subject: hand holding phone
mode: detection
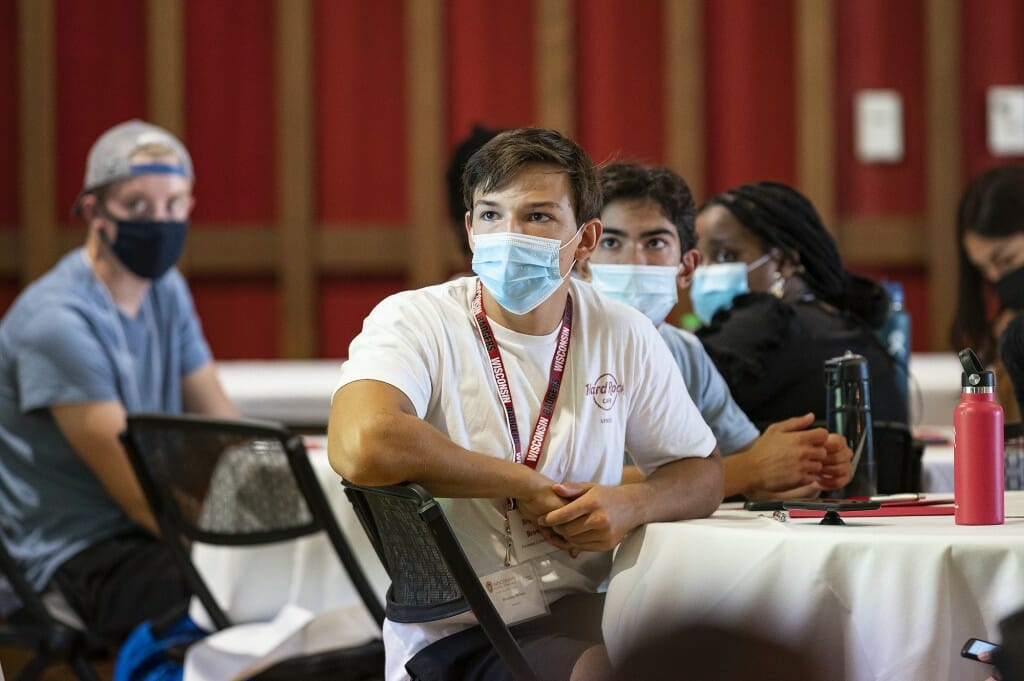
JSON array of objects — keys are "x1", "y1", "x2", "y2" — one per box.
[{"x1": 962, "y1": 637, "x2": 1000, "y2": 663}]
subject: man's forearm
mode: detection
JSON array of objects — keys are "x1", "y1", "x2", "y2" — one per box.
[
  {"x1": 329, "y1": 391, "x2": 550, "y2": 501},
  {"x1": 629, "y1": 449, "x2": 723, "y2": 525}
]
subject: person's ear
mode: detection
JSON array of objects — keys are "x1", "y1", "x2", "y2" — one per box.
[
  {"x1": 464, "y1": 211, "x2": 474, "y2": 252},
  {"x1": 678, "y1": 248, "x2": 701, "y2": 290},
  {"x1": 574, "y1": 218, "x2": 601, "y2": 261}
]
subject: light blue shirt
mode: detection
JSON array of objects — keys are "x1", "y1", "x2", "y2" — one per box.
[
  {"x1": 0, "y1": 248, "x2": 211, "y2": 602},
  {"x1": 658, "y1": 323, "x2": 759, "y2": 455}
]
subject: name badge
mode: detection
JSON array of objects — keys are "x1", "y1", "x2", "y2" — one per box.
[
  {"x1": 480, "y1": 561, "x2": 549, "y2": 625},
  {"x1": 509, "y1": 510, "x2": 559, "y2": 562}
]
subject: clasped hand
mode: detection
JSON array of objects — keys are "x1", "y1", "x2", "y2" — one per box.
[{"x1": 519, "y1": 482, "x2": 637, "y2": 557}]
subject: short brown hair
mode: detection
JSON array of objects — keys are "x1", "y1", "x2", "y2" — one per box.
[{"x1": 462, "y1": 127, "x2": 600, "y2": 224}]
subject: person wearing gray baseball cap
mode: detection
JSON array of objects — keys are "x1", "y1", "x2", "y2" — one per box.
[{"x1": 0, "y1": 120, "x2": 238, "y2": 642}]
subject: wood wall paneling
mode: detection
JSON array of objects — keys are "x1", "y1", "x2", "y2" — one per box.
[
  {"x1": 664, "y1": 0, "x2": 704, "y2": 201},
  {"x1": 276, "y1": 0, "x2": 315, "y2": 358},
  {"x1": 17, "y1": 0, "x2": 57, "y2": 284},
  {"x1": 318, "y1": 276, "x2": 408, "y2": 359},
  {"x1": 795, "y1": 0, "x2": 835, "y2": 234},
  {"x1": 146, "y1": 0, "x2": 185, "y2": 137},
  {"x1": 55, "y1": 0, "x2": 147, "y2": 221},
  {"x1": 925, "y1": 0, "x2": 962, "y2": 351},
  {"x1": 190, "y1": 278, "x2": 279, "y2": 358},
  {"x1": 703, "y1": 0, "x2": 797, "y2": 195},
  {"x1": 315, "y1": 0, "x2": 408, "y2": 223},
  {"x1": 959, "y1": 0, "x2": 1024, "y2": 179},
  {"x1": 536, "y1": 0, "x2": 574, "y2": 136},
  {"x1": 835, "y1": 0, "x2": 926, "y2": 218},
  {"x1": 575, "y1": 0, "x2": 664, "y2": 165},
  {"x1": 446, "y1": 0, "x2": 536, "y2": 142},
  {"x1": 1, "y1": 0, "x2": 19, "y2": 226},
  {"x1": 405, "y1": 0, "x2": 445, "y2": 287},
  {"x1": 184, "y1": 0, "x2": 276, "y2": 223}
]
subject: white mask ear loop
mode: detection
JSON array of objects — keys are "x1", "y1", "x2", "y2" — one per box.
[{"x1": 747, "y1": 252, "x2": 773, "y2": 272}]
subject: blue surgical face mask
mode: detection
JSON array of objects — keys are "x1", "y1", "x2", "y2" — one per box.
[
  {"x1": 689, "y1": 253, "x2": 772, "y2": 324},
  {"x1": 589, "y1": 263, "x2": 679, "y2": 325},
  {"x1": 471, "y1": 228, "x2": 581, "y2": 315}
]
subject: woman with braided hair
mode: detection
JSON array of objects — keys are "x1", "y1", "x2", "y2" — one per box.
[{"x1": 691, "y1": 181, "x2": 909, "y2": 447}]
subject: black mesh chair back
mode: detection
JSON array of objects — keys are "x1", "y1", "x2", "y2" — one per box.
[
  {"x1": 343, "y1": 481, "x2": 538, "y2": 681},
  {"x1": 120, "y1": 413, "x2": 385, "y2": 679},
  {"x1": 0, "y1": 535, "x2": 103, "y2": 681},
  {"x1": 874, "y1": 420, "x2": 923, "y2": 493}
]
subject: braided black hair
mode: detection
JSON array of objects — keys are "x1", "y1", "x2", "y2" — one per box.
[{"x1": 705, "y1": 181, "x2": 888, "y2": 328}]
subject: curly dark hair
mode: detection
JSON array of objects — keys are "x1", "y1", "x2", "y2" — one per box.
[{"x1": 598, "y1": 161, "x2": 698, "y2": 252}]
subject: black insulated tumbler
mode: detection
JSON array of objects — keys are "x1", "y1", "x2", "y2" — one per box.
[{"x1": 825, "y1": 351, "x2": 876, "y2": 497}]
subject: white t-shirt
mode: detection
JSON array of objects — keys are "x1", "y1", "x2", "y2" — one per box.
[{"x1": 336, "y1": 277, "x2": 715, "y2": 681}]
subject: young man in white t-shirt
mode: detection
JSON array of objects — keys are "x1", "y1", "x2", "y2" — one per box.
[{"x1": 329, "y1": 128, "x2": 722, "y2": 681}]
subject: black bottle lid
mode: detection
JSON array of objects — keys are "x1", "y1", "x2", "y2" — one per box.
[{"x1": 959, "y1": 347, "x2": 996, "y2": 389}]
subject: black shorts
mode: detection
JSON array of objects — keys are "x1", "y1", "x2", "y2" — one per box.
[
  {"x1": 49, "y1": 530, "x2": 191, "y2": 642},
  {"x1": 405, "y1": 592, "x2": 605, "y2": 681}
]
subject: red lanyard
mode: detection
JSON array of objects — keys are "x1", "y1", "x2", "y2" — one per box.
[{"x1": 472, "y1": 281, "x2": 573, "y2": 471}]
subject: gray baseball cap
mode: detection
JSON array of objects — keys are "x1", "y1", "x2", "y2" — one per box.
[{"x1": 74, "y1": 119, "x2": 194, "y2": 212}]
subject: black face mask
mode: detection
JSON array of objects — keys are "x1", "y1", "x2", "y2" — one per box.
[
  {"x1": 996, "y1": 265, "x2": 1024, "y2": 311},
  {"x1": 106, "y1": 219, "x2": 188, "y2": 279}
]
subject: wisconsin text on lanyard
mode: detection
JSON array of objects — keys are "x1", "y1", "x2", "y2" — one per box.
[{"x1": 472, "y1": 281, "x2": 573, "y2": 470}]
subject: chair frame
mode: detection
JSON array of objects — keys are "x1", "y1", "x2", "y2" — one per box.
[
  {"x1": 344, "y1": 481, "x2": 538, "y2": 681},
  {"x1": 0, "y1": 535, "x2": 102, "y2": 681},
  {"x1": 120, "y1": 413, "x2": 386, "y2": 632}
]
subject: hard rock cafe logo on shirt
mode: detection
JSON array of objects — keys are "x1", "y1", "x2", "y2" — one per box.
[{"x1": 585, "y1": 373, "x2": 624, "y2": 411}]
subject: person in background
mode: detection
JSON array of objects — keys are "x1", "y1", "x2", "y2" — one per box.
[
  {"x1": 580, "y1": 161, "x2": 852, "y2": 499},
  {"x1": 952, "y1": 164, "x2": 1024, "y2": 423},
  {"x1": 0, "y1": 120, "x2": 238, "y2": 642},
  {"x1": 691, "y1": 182, "x2": 912, "y2": 497},
  {"x1": 330, "y1": 128, "x2": 722, "y2": 681},
  {"x1": 445, "y1": 124, "x2": 505, "y2": 277}
]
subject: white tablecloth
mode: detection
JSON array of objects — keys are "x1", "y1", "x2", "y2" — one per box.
[
  {"x1": 605, "y1": 492, "x2": 1024, "y2": 681},
  {"x1": 189, "y1": 437, "x2": 388, "y2": 630},
  {"x1": 216, "y1": 360, "x2": 342, "y2": 428}
]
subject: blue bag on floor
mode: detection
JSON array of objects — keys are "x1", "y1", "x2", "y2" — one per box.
[{"x1": 114, "y1": 613, "x2": 208, "y2": 681}]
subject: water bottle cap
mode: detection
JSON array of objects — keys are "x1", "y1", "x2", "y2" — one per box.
[
  {"x1": 959, "y1": 347, "x2": 996, "y2": 389},
  {"x1": 824, "y1": 351, "x2": 869, "y2": 384}
]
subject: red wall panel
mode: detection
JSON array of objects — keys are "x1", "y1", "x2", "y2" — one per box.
[
  {"x1": 318, "y1": 277, "x2": 408, "y2": 358},
  {"x1": 445, "y1": 0, "x2": 535, "y2": 150},
  {"x1": 960, "y1": 0, "x2": 1024, "y2": 181},
  {"x1": 703, "y1": 0, "x2": 796, "y2": 196},
  {"x1": 190, "y1": 278, "x2": 278, "y2": 359},
  {"x1": 575, "y1": 0, "x2": 664, "y2": 165},
  {"x1": 55, "y1": 0, "x2": 147, "y2": 220},
  {"x1": 315, "y1": 0, "x2": 407, "y2": 223},
  {"x1": 185, "y1": 0, "x2": 276, "y2": 224},
  {"x1": 835, "y1": 0, "x2": 926, "y2": 217},
  {"x1": 0, "y1": 0, "x2": 17, "y2": 225}
]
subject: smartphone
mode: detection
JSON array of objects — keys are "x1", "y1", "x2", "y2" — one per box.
[
  {"x1": 961, "y1": 637, "x2": 1000, "y2": 663},
  {"x1": 781, "y1": 500, "x2": 881, "y2": 511}
]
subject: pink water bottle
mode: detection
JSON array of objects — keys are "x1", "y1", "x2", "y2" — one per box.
[{"x1": 954, "y1": 348, "x2": 1004, "y2": 525}]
